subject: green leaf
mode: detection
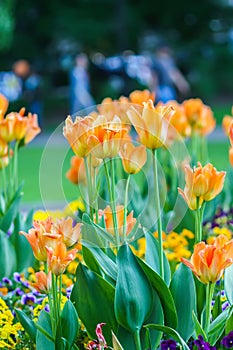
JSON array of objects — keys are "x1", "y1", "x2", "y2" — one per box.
[
  {"x1": 0, "y1": 229, "x2": 17, "y2": 279},
  {"x1": 208, "y1": 309, "x2": 229, "y2": 345},
  {"x1": 36, "y1": 310, "x2": 55, "y2": 350},
  {"x1": 144, "y1": 324, "x2": 190, "y2": 350},
  {"x1": 226, "y1": 309, "x2": 233, "y2": 335},
  {"x1": 0, "y1": 183, "x2": 23, "y2": 232},
  {"x1": 225, "y1": 264, "x2": 233, "y2": 305},
  {"x1": 82, "y1": 213, "x2": 115, "y2": 246},
  {"x1": 144, "y1": 229, "x2": 171, "y2": 285},
  {"x1": 70, "y1": 263, "x2": 117, "y2": 344},
  {"x1": 192, "y1": 311, "x2": 207, "y2": 341},
  {"x1": 194, "y1": 276, "x2": 206, "y2": 320},
  {"x1": 112, "y1": 331, "x2": 124, "y2": 350},
  {"x1": 15, "y1": 308, "x2": 37, "y2": 342},
  {"x1": 82, "y1": 245, "x2": 103, "y2": 276},
  {"x1": 60, "y1": 300, "x2": 79, "y2": 347},
  {"x1": 82, "y1": 242, "x2": 117, "y2": 281},
  {"x1": 114, "y1": 244, "x2": 153, "y2": 333},
  {"x1": 10, "y1": 212, "x2": 34, "y2": 273},
  {"x1": 136, "y1": 257, "x2": 178, "y2": 329},
  {"x1": 170, "y1": 263, "x2": 196, "y2": 341}
]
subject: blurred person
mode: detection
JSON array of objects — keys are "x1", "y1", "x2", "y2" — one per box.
[
  {"x1": 13, "y1": 59, "x2": 43, "y2": 125},
  {"x1": 70, "y1": 53, "x2": 95, "y2": 115},
  {"x1": 151, "y1": 45, "x2": 190, "y2": 103}
]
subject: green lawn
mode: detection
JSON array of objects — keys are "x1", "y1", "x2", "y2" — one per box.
[{"x1": 18, "y1": 138, "x2": 230, "y2": 207}]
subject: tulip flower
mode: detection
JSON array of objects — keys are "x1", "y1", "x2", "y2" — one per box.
[
  {"x1": 32, "y1": 271, "x2": 51, "y2": 293},
  {"x1": 87, "y1": 115, "x2": 127, "y2": 159},
  {"x1": 222, "y1": 113, "x2": 233, "y2": 135},
  {"x1": 182, "y1": 235, "x2": 233, "y2": 332},
  {"x1": 100, "y1": 205, "x2": 136, "y2": 238},
  {"x1": 46, "y1": 241, "x2": 77, "y2": 275},
  {"x1": 181, "y1": 235, "x2": 233, "y2": 284},
  {"x1": 127, "y1": 100, "x2": 174, "y2": 150},
  {"x1": 51, "y1": 217, "x2": 82, "y2": 247},
  {"x1": 119, "y1": 142, "x2": 147, "y2": 174},
  {"x1": 129, "y1": 89, "x2": 155, "y2": 105},
  {"x1": 182, "y1": 98, "x2": 216, "y2": 136},
  {"x1": 63, "y1": 115, "x2": 94, "y2": 157},
  {"x1": 178, "y1": 162, "x2": 226, "y2": 211},
  {"x1": 97, "y1": 96, "x2": 130, "y2": 124},
  {"x1": 66, "y1": 155, "x2": 86, "y2": 185},
  {"x1": 0, "y1": 93, "x2": 8, "y2": 119}
]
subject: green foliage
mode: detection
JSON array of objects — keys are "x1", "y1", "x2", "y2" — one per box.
[{"x1": 0, "y1": 229, "x2": 16, "y2": 279}]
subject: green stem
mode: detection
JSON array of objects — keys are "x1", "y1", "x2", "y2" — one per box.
[
  {"x1": 195, "y1": 199, "x2": 205, "y2": 243},
  {"x1": 204, "y1": 282, "x2": 215, "y2": 333},
  {"x1": 13, "y1": 141, "x2": 19, "y2": 191},
  {"x1": 123, "y1": 175, "x2": 131, "y2": 243},
  {"x1": 2, "y1": 162, "x2": 7, "y2": 203},
  {"x1": 93, "y1": 167, "x2": 99, "y2": 224},
  {"x1": 133, "y1": 328, "x2": 141, "y2": 350},
  {"x1": 103, "y1": 159, "x2": 120, "y2": 248},
  {"x1": 152, "y1": 149, "x2": 164, "y2": 279},
  {"x1": 84, "y1": 156, "x2": 94, "y2": 219}
]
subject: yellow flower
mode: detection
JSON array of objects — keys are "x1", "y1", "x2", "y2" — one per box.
[
  {"x1": 127, "y1": 100, "x2": 174, "y2": 149},
  {"x1": 119, "y1": 142, "x2": 147, "y2": 174}
]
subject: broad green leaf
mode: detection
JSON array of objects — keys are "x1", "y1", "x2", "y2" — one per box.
[
  {"x1": 36, "y1": 310, "x2": 55, "y2": 350},
  {"x1": 82, "y1": 213, "x2": 115, "y2": 246},
  {"x1": 0, "y1": 230, "x2": 17, "y2": 279},
  {"x1": 192, "y1": 311, "x2": 207, "y2": 341},
  {"x1": 137, "y1": 257, "x2": 177, "y2": 329},
  {"x1": 10, "y1": 212, "x2": 34, "y2": 273},
  {"x1": 82, "y1": 245, "x2": 103, "y2": 276},
  {"x1": 15, "y1": 308, "x2": 37, "y2": 342},
  {"x1": 82, "y1": 242, "x2": 117, "y2": 281},
  {"x1": 194, "y1": 276, "x2": 206, "y2": 320},
  {"x1": 114, "y1": 244, "x2": 153, "y2": 333},
  {"x1": 145, "y1": 324, "x2": 190, "y2": 350},
  {"x1": 60, "y1": 300, "x2": 79, "y2": 347},
  {"x1": 226, "y1": 310, "x2": 233, "y2": 335},
  {"x1": 112, "y1": 331, "x2": 124, "y2": 350},
  {"x1": 0, "y1": 183, "x2": 23, "y2": 232},
  {"x1": 144, "y1": 229, "x2": 171, "y2": 285},
  {"x1": 208, "y1": 309, "x2": 229, "y2": 345},
  {"x1": 170, "y1": 263, "x2": 196, "y2": 341},
  {"x1": 71, "y1": 263, "x2": 117, "y2": 344},
  {"x1": 225, "y1": 264, "x2": 233, "y2": 305}
]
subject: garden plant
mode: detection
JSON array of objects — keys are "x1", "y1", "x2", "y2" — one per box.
[{"x1": 0, "y1": 90, "x2": 233, "y2": 350}]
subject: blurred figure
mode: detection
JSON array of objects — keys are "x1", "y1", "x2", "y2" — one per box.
[
  {"x1": 70, "y1": 53, "x2": 95, "y2": 115},
  {"x1": 151, "y1": 45, "x2": 190, "y2": 103},
  {"x1": 13, "y1": 59, "x2": 43, "y2": 124}
]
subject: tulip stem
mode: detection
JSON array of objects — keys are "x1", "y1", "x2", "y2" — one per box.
[
  {"x1": 104, "y1": 159, "x2": 120, "y2": 248},
  {"x1": 204, "y1": 282, "x2": 215, "y2": 333},
  {"x1": 13, "y1": 141, "x2": 19, "y2": 191},
  {"x1": 152, "y1": 149, "x2": 164, "y2": 279},
  {"x1": 84, "y1": 156, "x2": 94, "y2": 220},
  {"x1": 123, "y1": 174, "x2": 131, "y2": 243},
  {"x1": 195, "y1": 199, "x2": 206, "y2": 243},
  {"x1": 2, "y1": 162, "x2": 7, "y2": 203},
  {"x1": 133, "y1": 328, "x2": 142, "y2": 350}
]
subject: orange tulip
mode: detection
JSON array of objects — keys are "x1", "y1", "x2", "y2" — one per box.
[
  {"x1": 129, "y1": 89, "x2": 155, "y2": 105},
  {"x1": 32, "y1": 271, "x2": 51, "y2": 293},
  {"x1": 0, "y1": 138, "x2": 8, "y2": 157},
  {"x1": 182, "y1": 98, "x2": 216, "y2": 136},
  {"x1": 87, "y1": 115, "x2": 127, "y2": 159},
  {"x1": 127, "y1": 100, "x2": 174, "y2": 149},
  {"x1": 100, "y1": 205, "x2": 136, "y2": 236},
  {"x1": 66, "y1": 156, "x2": 86, "y2": 185},
  {"x1": 63, "y1": 115, "x2": 94, "y2": 157},
  {"x1": 46, "y1": 241, "x2": 77, "y2": 275},
  {"x1": 178, "y1": 162, "x2": 226, "y2": 210},
  {"x1": 181, "y1": 235, "x2": 233, "y2": 284},
  {"x1": 222, "y1": 114, "x2": 233, "y2": 136},
  {"x1": 229, "y1": 121, "x2": 233, "y2": 146},
  {"x1": 0, "y1": 117, "x2": 15, "y2": 143},
  {"x1": 165, "y1": 100, "x2": 191, "y2": 139},
  {"x1": 20, "y1": 216, "x2": 80, "y2": 261},
  {"x1": 119, "y1": 142, "x2": 147, "y2": 174},
  {"x1": 0, "y1": 93, "x2": 8, "y2": 119},
  {"x1": 229, "y1": 147, "x2": 233, "y2": 166},
  {"x1": 97, "y1": 96, "x2": 130, "y2": 124},
  {"x1": 51, "y1": 217, "x2": 82, "y2": 247}
]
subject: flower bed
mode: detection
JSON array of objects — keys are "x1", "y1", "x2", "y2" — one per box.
[{"x1": 0, "y1": 91, "x2": 233, "y2": 349}]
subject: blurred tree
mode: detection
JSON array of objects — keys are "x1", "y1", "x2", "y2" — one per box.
[{"x1": 0, "y1": 0, "x2": 15, "y2": 51}]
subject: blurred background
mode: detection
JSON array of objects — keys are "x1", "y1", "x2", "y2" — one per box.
[{"x1": 0, "y1": 0, "x2": 233, "y2": 127}]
